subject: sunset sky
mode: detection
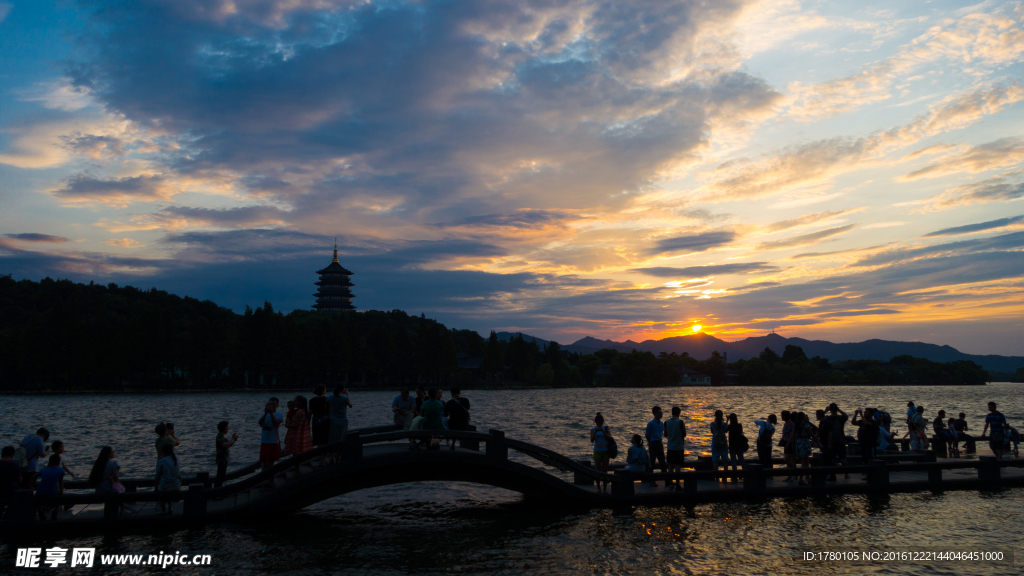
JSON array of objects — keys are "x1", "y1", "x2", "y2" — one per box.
[{"x1": 1, "y1": 0, "x2": 1023, "y2": 355}]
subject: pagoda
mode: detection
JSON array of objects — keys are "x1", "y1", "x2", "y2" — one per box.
[{"x1": 313, "y1": 241, "x2": 355, "y2": 311}]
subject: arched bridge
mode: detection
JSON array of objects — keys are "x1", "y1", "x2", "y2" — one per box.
[{"x1": 4, "y1": 425, "x2": 1024, "y2": 535}]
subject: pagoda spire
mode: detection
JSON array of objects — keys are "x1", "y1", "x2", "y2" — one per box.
[{"x1": 332, "y1": 237, "x2": 339, "y2": 263}]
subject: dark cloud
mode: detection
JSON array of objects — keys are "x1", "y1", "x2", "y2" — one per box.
[
  {"x1": 53, "y1": 174, "x2": 167, "y2": 203},
  {"x1": 3, "y1": 233, "x2": 71, "y2": 243},
  {"x1": 438, "y1": 210, "x2": 577, "y2": 229},
  {"x1": 632, "y1": 262, "x2": 778, "y2": 277},
  {"x1": 651, "y1": 231, "x2": 736, "y2": 255},
  {"x1": 923, "y1": 215, "x2": 1024, "y2": 237},
  {"x1": 758, "y1": 224, "x2": 856, "y2": 250},
  {"x1": 67, "y1": 0, "x2": 777, "y2": 220},
  {"x1": 157, "y1": 205, "x2": 292, "y2": 228},
  {"x1": 854, "y1": 230, "x2": 1024, "y2": 267},
  {"x1": 60, "y1": 134, "x2": 125, "y2": 158}
]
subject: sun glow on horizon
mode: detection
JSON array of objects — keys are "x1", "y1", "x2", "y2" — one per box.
[{"x1": 691, "y1": 324, "x2": 702, "y2": 332}]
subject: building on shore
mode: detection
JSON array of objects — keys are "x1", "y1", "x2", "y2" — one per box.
[
  {"x1": 676, "y1": 366, "x2": 711, "y2": 386},
  {"x1": 313, "y1": 243, "x2": 355, "y2": 311}
]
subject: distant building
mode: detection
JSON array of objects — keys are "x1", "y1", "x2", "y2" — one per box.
[
  {"x1": 676, "y1": 366, "x2": 711, "y2": 386},
  {"x1": 313, "y1": 242, "x2": 355, "y2": 311}
]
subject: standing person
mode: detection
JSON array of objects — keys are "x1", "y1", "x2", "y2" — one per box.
[
  {"x1": 852, "y1": 408, "x2": 879, "y2": 471},
  {"x1": 0, "y1": 446, "x2": 22, "y2": 503},
  {"x1": 709, "y1": 410, "x2": 729, "y2": 482},
  {"x1": 281, "y1": 401, "x2": 298, "y2": 455},
  {"x1": 626, "y1": 435, "x2": 649, "y2": 474},
  {"x1": 789, "y1": 413, "x2": 815, "y2": 485},
  {"x1": 779, "y1": 411, "x2": 796, "y2": 481},
  {"x1": 309, "y1": 385, "x2": 330, "y2": 465},
  {"x1": 982, "y1": 402, "x2": 1008, "y2": 460},
  {"x1": 392, "y1": 388, "x2": 416, "y2": 428},
  {"x1": 664, "y1": 407, "x2": 686, "y2": 491},
  {"x1": 590, "y1": 413, "x2": 613, "y2": 493},
  {"x1": 285, "y1": 396, "x2": 313, "y2": 455},
  {"x1": 35, "y1": 455, "x2": 65, "y2": 521},
  {"x1": 754, "y1": 414, "x2": 777, "y2": 469},
  {"x1": 214, "y1": 421, "x2": 238, "y2": 488},
  {"x1": 910, "y1": 406, "x2": 927, "y2": 436},
  {"x1": 17, "y1": 428, "x2": 50, "y2": 489},
  {"x1": 906, "y1": 402, "x2": 916, "y2": 424},
  {"x1": 420, "y1": 388, "x2": 446, "y2": 450},
  {"x1": 444, "y1": 388, "x2": 471, "y2": 451},
  {"x1": 727, "y1": 413, "x2": 748, "y2": 477},
  {"x1": 824, "y1": 404, "x2": 850, "y2": 480},
  {"x1": 154, "y1": 423, "x2": 179, "y2": 462},
  {"x1": 815, "y1": 409, "x2": 833, "y2": 475},
  {"x1": 327, "y1": 386, "x2": 353, "y2": 445},
  {"x1": 154, "y1": 445, "x2": 181, "y2": 515},
  {"x1": 258, "y1": 401, "x2": 283, "y2": 483},
  {"x1": 645, "y1": 407, "x2": 668, "y2": 488},
  {"x1": 50, "y1": 441, "x2": 76, "y2": 480}
]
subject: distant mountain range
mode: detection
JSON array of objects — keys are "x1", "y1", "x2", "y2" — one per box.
[{"x1": 496, "y1": 331, "x2": 1024, "y2": 373}]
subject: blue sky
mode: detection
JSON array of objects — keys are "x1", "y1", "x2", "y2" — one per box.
[{"x1": 1, "y1": 0, "x2": 1023, "y2": 355}]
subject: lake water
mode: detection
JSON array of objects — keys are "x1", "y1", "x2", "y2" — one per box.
[{"x1": 3, "y1": 384, "x2": 1023, "y2": 575}]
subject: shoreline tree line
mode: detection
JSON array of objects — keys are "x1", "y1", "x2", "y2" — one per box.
[{"x1": 0, "y1": 277, "x2": 998, "y2": 390}]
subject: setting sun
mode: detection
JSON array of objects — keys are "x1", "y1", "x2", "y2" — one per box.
[{"x1": 691, "y1": 325, "x2": 702, "y2": 332}]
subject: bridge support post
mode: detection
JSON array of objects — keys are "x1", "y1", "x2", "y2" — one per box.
[
  {"x1": 342, "y1": 432, "x2": 363, "y2": 464},
  {"x1": 697, "y1": 456, "x2": 712, "y2": 471},
  {"x1": 8, "y1": 489, "x2": 35, "y2": 524},
  {"x1": 809, "y1": 466, "x2": 826, "y2": 487},
  {"x1": 869, "y1": 461, "x2": 889, "y2": 486},
  {"x1": 928, "y1": 466, "x2": 943, "y2": 486},
  {"x1": 743, "y1": 464, "x2": 766, "y2": 499},
  {"x1": 486, "y1": 430, "x2": 508, "y2": 461},
  {"x1": 460, "y1": 425, "x2": 479, "y2": 451},
  {"x1": 103, "y1": 495, "x2": 120, "y2": 520},
  {"x1": 574, "y1": 460, "x2": 595, "y2": 486},
  {"x1": 196, "y1": 472, "x2": 211, "y2": 490},
  {"x1": 978, "y1": 456, "x2": 1000, "y2": 485},
  {"x1": 611, "y1": 470, "x2": 634, "y2": 498},
  {"x1": 923, "y1": 450, "x2": 937, "y2": 463},
  {"x1": 184, "y1": 483, "x2": 206, "y2": 518},
  {"x1": 683, "y1": 475, "x2": 697, "y2": 496}
]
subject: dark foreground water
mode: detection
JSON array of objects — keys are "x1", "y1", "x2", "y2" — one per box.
[{"x1": 3, "y1": 384, "x2": 1023, "y2": 575}]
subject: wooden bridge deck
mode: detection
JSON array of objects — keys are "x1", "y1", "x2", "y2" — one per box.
[{"x1": 4, "y1": 427, "x2": 1024, "y2": 536}]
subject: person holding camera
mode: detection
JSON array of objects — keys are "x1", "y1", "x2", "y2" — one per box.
[
  {"x1": 258, "y1": 402, "x2": 284, "y2": 482},
  {"x1": 154, "y1": 423, "x2": 179, "y2": 462}
]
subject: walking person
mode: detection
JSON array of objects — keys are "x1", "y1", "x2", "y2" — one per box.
[
  {"x1": 982, "y1": 402, "x2": 1008, "y2": 460},
  {"x1": 214, "y1": 421, "x2": 238, "y2": 488},
  {"x1": 645, "y1": 406, "x2": 668, "y2": 487},
  {"x1": 154, "y1": 444, "x2": 181, "y2": 515},
  {"x1": 727, "y1": 413, "x2": 748, "y2": 478},
  {"x1": 709, "y1": 410, "x2": 729, "y2": 482},
  {"x1": 309, "y1": 384, "x2": 330, "y2": 465},
  {"x1": 16, "y1": 428, "x2": 50, "y2": 489},
  {"x1": 392, "y1": 388, "x2": 416, "y2": 428},
  {"x1": 258, "y1": 401, "x2": 283, "y2": 485},
  {"x1": 754, "y1": 414, "x2": 776, "y2": 470},
  {"x1": 590, "y1": 413, "x2": 614, "y2": 493}
]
